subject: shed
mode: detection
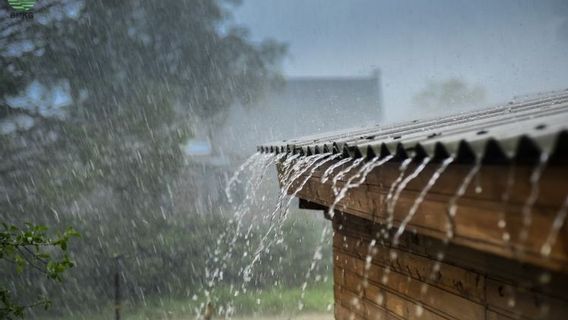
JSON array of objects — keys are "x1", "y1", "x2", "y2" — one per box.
[{"x1": 258, "y1": 90, "x2": 568, "y2": 320}]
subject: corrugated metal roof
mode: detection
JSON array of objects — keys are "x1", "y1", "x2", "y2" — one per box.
[{"x1": 257, "y1": 89, "x2": 568, "y2": 164}]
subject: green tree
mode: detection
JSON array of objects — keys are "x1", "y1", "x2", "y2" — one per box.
[
  {"x1": 1, "y1": 0, "x2": 285, "y2": 316},
  {"x1": 0, "y1": 223, "x2": 79, "y2": 319}
]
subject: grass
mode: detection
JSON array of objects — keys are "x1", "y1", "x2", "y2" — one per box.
[{"x1": 50, "y1": 282, "x2": 333, "y2": 320}]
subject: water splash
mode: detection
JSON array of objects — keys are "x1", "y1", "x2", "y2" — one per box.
[
  {"x1": 498, "y1": 164, "x2": 516, "y2": 246},
  {"x1": 326, "y1": 155, "x2": 395, "y2": 320},
  {"x1": 241, "y1": 153, "x2": 338, "y2": 289},
  {"x1": 541, "y1": 194, "x2": 568, "y2": 257},
  {"x1": 220, "y1": 153, "x2": 282, "y2": 266},
  {"x1": 393, "y1": 157, "x2": 454, "y2": 246},
  {"x1": 295, "y1": 225, "x2": 330, "y2": 316},
  {"x1": 202, "y1": 152, "x2": 278, "y2": 318},
  {"x1": 278, "y1": 153, "x2": 303, "y2": 184},
  {"x1": 204, "y1": 152, "x2": 300, "y2": 318},
  {"x1": 445, "y1": 160, "x2": 481, "y2": 240},
  {"x1": 273, "y1": 153, "x2": 341, "y2": 226},
  {"x1": 345, "y1": 236, "x2": 382, "y2": 320},
  {"x1": 242, "y1": 154, "x2": 322, "y2": 280},
  {"x1": 387, "y1": 157, "x2": 432, "y2": 232},
  {"x1": 262, "y1": 153, "x2": 336, "y2": 238},
  {"x1": 278, "y1": 153, "x2": 341, "y2": 220},
  {"x1": 518, "y1": 153, "x2": 549, "y2": 248},
  {"x1": 331, "y1": 157, "x2": 365, "y2": 196},
  {"x1": 321, "y1": 157, "x2": 353, "y2": 184},
  {"x1": 417, "y1": 159, "x2": 481, "y2": 307},
  {"x1": 381, "y1": 157, "x2": 430, "y2": 288},
  {"x1": 206, "y1": 156, "x2": 276, "y2": 274},
  {"x1": 225, "y1": 152, "x2": 262, "y2": 203},
  {"x1": 212, "y1": 154, "x2": 275, "y2": 261},
  {"x1": 328, "y1": 155, "x2": 394, "y2": 219},
  {"x1": 385, "y1": 158, "x2": 413, "y2": 229},
  {"x1": 354, "y1": 155, "x2": 395, "y2": 185}
]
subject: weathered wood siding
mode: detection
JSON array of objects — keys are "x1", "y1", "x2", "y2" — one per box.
[
  {"x1": 332, "y1": 213, "x2": 568, "y2": 320},
  {"x1": 281, "y1": 158, "x2": 568, "y2": 319},
  {"x1": 292, "y1": 162, "x2": 568, "y2": 271}
]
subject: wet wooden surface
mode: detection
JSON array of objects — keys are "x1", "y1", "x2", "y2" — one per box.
[
  {"x1": 283, "y1": 160, "x2": 568, "y2": 272},
  {"x1": 332, "y1": 213, "x2": 568, "y2": 320}
]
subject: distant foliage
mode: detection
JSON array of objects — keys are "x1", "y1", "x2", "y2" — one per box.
[
  {"x1": 413, "y1": 78, "x2": 486, "y2": 111},
  {"x1": 0, "y1": 223, "x2": 79, "y2": 318}
]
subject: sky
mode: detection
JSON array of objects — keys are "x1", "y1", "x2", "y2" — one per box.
[{"x1": 232, "y1": 0, "x2": 568, "y2": 122}]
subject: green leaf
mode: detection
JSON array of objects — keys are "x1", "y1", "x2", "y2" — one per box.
[{"x1": 34, "y1": 225, "x2": 48, "y2": 232}]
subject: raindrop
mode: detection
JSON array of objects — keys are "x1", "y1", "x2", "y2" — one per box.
[
  {"x1": 415, "y1": 304, "x2": 424, "y2": 317},
  {"x1": 393, "y1": 157, "x2": 454, "y2": 246},
  {"x1": 327, "y1": 155, "x2": 394, "y2": 219},
  {"x1": 519, "y1": 153, "x2": 549, "y2": 247},
  {"x1": 540, "y1": 194, "x2": 568, "y2": 257}
]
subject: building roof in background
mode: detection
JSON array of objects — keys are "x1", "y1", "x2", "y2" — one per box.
[
  {"x1": 214, "y1": 73, "x2": 382, "y2": 159},
  {"x1": 258, "y1": 89, "x2": 568, "y2": 164}
]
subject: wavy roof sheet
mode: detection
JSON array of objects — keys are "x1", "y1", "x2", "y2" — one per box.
[{"x1": 257, "y1": 89, "x2": 568, "y2": 164}]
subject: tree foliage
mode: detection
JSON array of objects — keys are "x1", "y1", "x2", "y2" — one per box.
[
  {"x1": 0, "y1": 223, "x2": 79, "y2": 319},
  {"x1": 1, "y1": 0, "x2": 289, "y2": 317}
]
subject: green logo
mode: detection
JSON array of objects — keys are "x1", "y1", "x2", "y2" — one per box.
[{"x1": 8, "y1": 0, "x2": 37, "y2": 11}]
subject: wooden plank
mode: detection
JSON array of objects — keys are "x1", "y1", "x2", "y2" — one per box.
[
  {"x1": 485, "y1": 310, "x2": 517, "y2": 320},
  {"x1": 288, "y1": 157, "x2": 568, "y2": 319},
  {"x1": 334, "y1": 265, "x2": 345, "y2": 287},
  {"x1": 337, "y1": 255, "x2": 485, "y2": 320},
  {"x1": 335, "y1": 212, "x2": 568, "y2": 297},
  {"x1": 298, "y1": 161, "x2": 568, "y2": 209},
  {"x1": 337, "y1": 269, "x2": 449, "y2": 320},
  {"x1": 485, "y1": 278, "x2": 568, "y2": 320},
  {"x1": 333, "y1": 232, "x2": 486, "y2": 303},
  {"x1": 383, "y1": 291, "x2": 450, "y2": 320},
  {"x1": 334, "y1": 235, "x2": 484, "y2": 319},
  {"x1": 296, "y1": 174, "x2": 568, "y2": 271},
  {"x1": 343, "y1": 268, "x2": 364, "y2": 293},
  {"x1": 383, "y1": 290, "x2": 411, "y2": 319},
  {"x1": 335, "y1": 285, "x2": 367, "y2": 318},
  {"x1": 364, "y1": 299, "x2": 404, "y2": 320},
  {"x1": 333, "y1": 211, "x2": 568, "y2": 319},
  {"x1": 364, "y1": 281, "x2": 388, "y2": 308},
  {"x1": 398, "y1": 226, "x2": 568, "y2": 302},
  {"x1": 335, "y1": 302, "x2": 366, "y2": 320}
]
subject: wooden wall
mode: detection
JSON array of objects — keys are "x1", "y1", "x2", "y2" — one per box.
[
  {"x1": 282, "y1": 157, "x2": 568, "y2": 319},
  {"x1": 332, "y1": 213, "x2": 568, "y2": 320},
  {"x1": 292, "y1": 162, "x2": 568, "y2": 272}
]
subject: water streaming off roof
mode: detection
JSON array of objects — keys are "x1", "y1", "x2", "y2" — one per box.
[{"x1": 259, "y1": 90, "x2": 568, "y2": 163}]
